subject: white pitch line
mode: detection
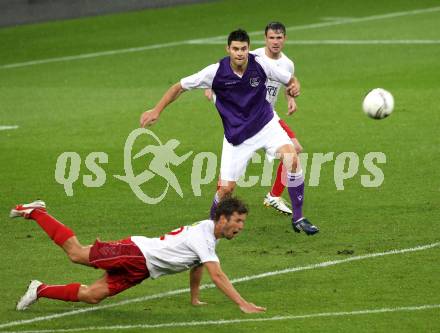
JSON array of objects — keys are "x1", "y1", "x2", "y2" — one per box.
[
  {"x1": 203, "y1": 6, "x2": 440, "y2": 41},
  {"x1": 0, "y1": 125, "x2": 19, "y2": 131},
  {"x1": 2, "y1": 304, "x2": 440, "y2": 333},
  {"x1": 0, "y1": 241, "x2": 438, "y2": 330},
  {"x1": 320, "y1": 17, "x2": 357, "y2": 22},
  {"x1": 282, "y1": 40, "x2": 440, "y2": 45},
  {"x1": 1, "y1": 5, "x2": 440, "y2": 70},
  {"x1": 190, "y1": 39, "x2": 440, "y2": 45},
  {"x1": 0, "y1": 41, "x2": 189, "y2": 69},
  {"x1": 285, "y1": 6, "x2": 440, "y2": 32}
]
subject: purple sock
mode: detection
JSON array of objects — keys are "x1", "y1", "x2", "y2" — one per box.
[
  {"x1": 287, "y1": 171, "x2": 305, "y2": 222},
  {"x1": 209, "y1": 193, "x2": 220, "y2": 220}
]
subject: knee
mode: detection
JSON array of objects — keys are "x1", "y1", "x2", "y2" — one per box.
[
  {"x1": 282, "y1": 151, "x2": 299, "y2": 172},
  {"x1": 85, "y1": 297, "x2": 103, "y2": 304},
  {"x1": 292, "y1": 140, "x2": 303, "y2": 154},
  {"x1": 67, "y1": 251, "x2": 82, "y2": 264},
  {"x1": 79, "y1": 287, "x2": 109, "y2": 304},
  {"x1": 67, "y1": 248, "x2": 89, "y2": 265}
]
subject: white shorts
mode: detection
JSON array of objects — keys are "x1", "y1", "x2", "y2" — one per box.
[{"x1": 220, "y1": 117, "x2": 293, "y2": 182}]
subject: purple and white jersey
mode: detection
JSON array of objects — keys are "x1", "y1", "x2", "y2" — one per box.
[{"x1": 180, "y1": 54, "x2": 291, "y2": 145}]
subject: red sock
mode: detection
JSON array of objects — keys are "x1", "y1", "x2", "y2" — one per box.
[
  {"x1": 270, "y1": 162, "x2": 286, "y2": 197},
  {"x1": 29, "y1": 209, "x2": 75, "y2": 246},
  {"x1": 37, "y1": 283, "x2": 80, "y2": 302}
]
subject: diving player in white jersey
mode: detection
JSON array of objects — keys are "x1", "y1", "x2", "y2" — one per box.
[{"x1": 10, "y1": 197, "x2": 265, "y2": 313}]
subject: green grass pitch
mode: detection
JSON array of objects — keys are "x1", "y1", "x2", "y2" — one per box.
[{"x1": 0, "y1": 0, "x2": 439, "y2": 332}]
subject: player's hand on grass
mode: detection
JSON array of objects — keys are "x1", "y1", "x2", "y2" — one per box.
[
  {"x1": 239, "y1": 302, "x2": 266, "y2": 313},
  {"x1": 140, "y1": 109, "x2": 160, "y2": 127},
  {"x1": 191, "y1": 299, "x2": 208, "y2": 306}
]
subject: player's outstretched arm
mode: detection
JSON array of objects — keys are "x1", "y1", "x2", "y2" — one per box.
[
  {"x1": 190, "y1": 265, "x2": 208, "y2": 306},
  {"x1": 140, "y1": 82, "x2": 186, "y2": 127},
  {"x1": 204, "y1": 261, "x2": 266, "y2": 313}
]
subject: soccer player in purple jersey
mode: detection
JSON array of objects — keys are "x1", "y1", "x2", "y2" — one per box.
[
  {"x1": 205, "y1": 22, "x2": 305, "y2": 217},
  {"x1": 141, "y1": 29, "x2": 318, "y2": 235}
]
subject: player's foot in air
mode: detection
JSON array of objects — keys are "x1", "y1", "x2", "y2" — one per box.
[
  {"x1": 16, "y1": 280, "x2": 42, "y2": 311},
  {"x1": 10, "y1": 200, "x2": 46, "y2": 219},
  {"x1": 292, "y1": 218, "x2": 319, "y2": 235},
  {"x1": 263, "y1": 193, "x2": 292, "y2": 215}
]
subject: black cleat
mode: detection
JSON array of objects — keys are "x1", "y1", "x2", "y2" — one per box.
[{"x1": 292, "y1": 218, "x2": 319, "y2": 235}]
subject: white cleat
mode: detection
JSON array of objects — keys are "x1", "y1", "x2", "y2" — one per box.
[
  {"x1": 16, "y1": 280, "x2": 42, "y2": 311},
  {"x1": 263, "y1": 193, "x2": 292, "y2": 215},
  {"x1": 10, "y1": 200, "x2": 46, "y2": 219}
]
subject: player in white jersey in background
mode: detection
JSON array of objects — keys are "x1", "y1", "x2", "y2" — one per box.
[
  {"x1": 256, "y1": 22, "x2": 304, "y2": 216},
  {"x1": 10, "y1": 197, "x2": 265, "y2": 313},
  {"x1": 205, "y1": 22, "x2": 310, "y2": 221}
]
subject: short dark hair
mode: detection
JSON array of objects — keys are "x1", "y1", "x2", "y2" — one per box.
[
  {"x1": 228, "y1": 29, "x2": 250, "y2": 46},
  {"x1": 214, "y1": 197, "x2": 248, "y2": 222},
  {"x1": 265, "y1": 21, "x2": 286, "y2": 36}
]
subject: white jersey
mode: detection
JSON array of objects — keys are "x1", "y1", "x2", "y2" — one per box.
[
  {"x1": 131, "y1": 220, "x2": 219, "y2": 279},
  {"x1": 251, "y1": 48, "x2": 295, "y2": 112}
]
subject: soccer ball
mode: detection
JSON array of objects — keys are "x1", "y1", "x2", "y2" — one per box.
[{"x1": 362, "y1": 88, "x2": 394, "y2": 119}]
